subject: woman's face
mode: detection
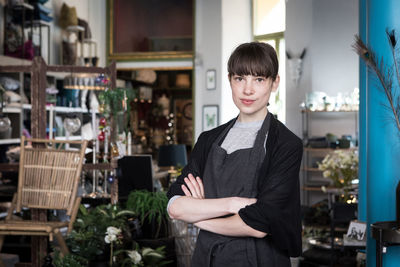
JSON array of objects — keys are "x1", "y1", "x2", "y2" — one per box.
[{"x1": 229, "y1": 74, "x2": 280, "y2": 122}]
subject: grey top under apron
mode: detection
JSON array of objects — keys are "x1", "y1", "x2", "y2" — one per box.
[{"x1": 167, "y1": 119, "x2": 266, "y2": 209}]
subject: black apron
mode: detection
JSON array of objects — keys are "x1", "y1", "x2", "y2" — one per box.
[{"x1": 191, "y1": 113, "x2": 290, "y2": 267}]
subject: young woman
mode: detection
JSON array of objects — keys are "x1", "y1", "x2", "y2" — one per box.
[{"x1": 167, "y1": 42, "x2": 303, "y2": 266}]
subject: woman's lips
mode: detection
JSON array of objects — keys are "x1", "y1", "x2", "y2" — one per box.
[{"x1": 241, "y1": 99, "x2": 255, "y2": 105}]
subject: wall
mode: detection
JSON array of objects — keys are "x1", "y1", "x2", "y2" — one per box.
[
  {"x1": 285, "y1": 0, "x2": 359, "y2": 139},
  {"x1": 193, "y1": 0, "x2": 252, "y2": 139},
  {"x1": 220, "y1": 0, "x2": 252, "y2": 124},
  {"x1": 194, "y1": 0, "x2": 222, "y2": 140},
  {"x1": 0, "y1": 0, "x2": 4, "y2": 55},
  {"x1": 286, "y1": 0, "x2": 359, "y2": 205}
]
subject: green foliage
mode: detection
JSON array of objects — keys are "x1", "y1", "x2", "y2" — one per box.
[
  {"x1": 116, "y1": 243, "x2": 170, "y2": 267},
  {"x1": 52, "y1": 250, "x2": 88, "y2": 267},
  {"x1": 66, "y1": 204, "x2": 136, "y2": 261},
  {"x1": 126, "y1": 190, "x2": 169, "y2": 239},
  {"x1": 99, "y1": 87, "x2": 136, "y2": 117}
]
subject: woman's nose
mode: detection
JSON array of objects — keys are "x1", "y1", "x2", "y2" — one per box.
[{"x1": 243, "y1": 81, "x2": 253, "y2": 95}]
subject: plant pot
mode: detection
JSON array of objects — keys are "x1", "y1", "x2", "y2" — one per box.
[{"x1": 140, "y1": 217, "x2": 169, "y2": 239}]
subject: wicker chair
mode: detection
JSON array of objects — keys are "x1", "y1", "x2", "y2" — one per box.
[{"x1": 0, "y1": 137, "x2": 88, "y2": 263}]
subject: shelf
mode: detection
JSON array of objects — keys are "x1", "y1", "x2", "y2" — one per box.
[
  {"x1": 0, "y1": 55, "x2": 31, "y2": 66},
  {"x1": 304, "y1": 147, "x2": 358, "y2": 152},
  {"x1": 55, "y1": 136, "x2": 83, "y2": 141},
  {"x1": 10, "y1": 3, "x2": 34, "y2": 10},
  {"x1": 303, "y1": 167, "x2": 322, "y2": 172},
  {"x1": 0, "y1": 138, "x2": 20, "y2": 145},
  {"x1": 66, "y1": 25, "x2": 85, "y2": 32},
  {"x1": 21, "y1": 104, "x2": 95, "y2": 113},
  {"x1": 25, "y1": 20, "x2": 51, "y2": 27},
  {"x1": 3, "y1": 106, "x2": 23, "y2": 113},
  {"x1": 303, "y1": 186, "x2": 325, "y2": 192},
  {"x1": 301, "y1": 109, "x2": 358, "y2": 113}
]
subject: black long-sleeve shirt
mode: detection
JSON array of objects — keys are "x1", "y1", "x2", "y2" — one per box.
[{"x1": 167, "y1": 115, "x2": 303, "y2": 257}]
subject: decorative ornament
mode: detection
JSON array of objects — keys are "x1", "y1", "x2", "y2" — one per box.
[
  {"x1": 286, "y1": 49, "x2": 306, "y2": 88},
  {"x1": 107, "y1": 174, "x2": 114, "y2": 184},
  {"x1": 98, "y1": 131, "x2": 105, "y2": 141},
  {"x1": 0, "y1": 115, "x2": 11, "y2": 132},
  {"x1": 99, "y1": 117, "x2": 107, "y2": 126},
  {"x1": 165, "y1": 113, "x2": 176, "y2": 144},
  {"x1": 111, "y1": 142, "x2": 119, "y2": 158},
  {"x1": 98, "y1": 104, "x2": 105, "y2": 114},
  {"x1": 63, "y1": 115, "x2": 81, "y2": 134}
]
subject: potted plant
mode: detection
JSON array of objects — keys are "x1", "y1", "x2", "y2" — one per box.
[
  {"x1": 62, "y1": 204, "x2": 135, "y2": 266},
  {"x1": 318, "y1": 150, "x2": 358, "y2": 202},
  {"x1": 125, "y1": 190, "x2": 176, "y2": 266}
]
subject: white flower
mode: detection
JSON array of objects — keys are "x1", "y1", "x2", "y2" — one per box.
[
  {"x1": 105, "y1": 234, "x2": 118, "y2": 244},
  {"x1": 323, "y1": 170, "x2": 331, "y2": 178},
  {"x1": 106, "y1": 226, "x2": 121, "y2": 236},
  {"x1": 127, "y1": 250, "x2": 142, "y2": 264},
  {"x1": 105, "y1": 226, "x2": 121, "y2": 243}
]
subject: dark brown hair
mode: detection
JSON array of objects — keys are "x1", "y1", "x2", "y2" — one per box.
[{"x1": 227, "y1": 42, "x2": 279, "y2": 80}]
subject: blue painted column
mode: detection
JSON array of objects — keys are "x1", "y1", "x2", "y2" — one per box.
[
  {"x1": 358, "y1": 0, "x2": 367, "y2": 223},
  {"x1": 360, "y1": 0, "x2": 400, "y2": 266}
]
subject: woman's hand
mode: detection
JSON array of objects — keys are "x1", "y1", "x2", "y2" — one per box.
[{"x1": 181, "y1": 173, "x2": 204, "y2": 199}]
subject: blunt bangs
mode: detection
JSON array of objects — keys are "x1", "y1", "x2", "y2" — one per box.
[{"x1": 228, "y1": 42, "x2": 279, "y2": 79}]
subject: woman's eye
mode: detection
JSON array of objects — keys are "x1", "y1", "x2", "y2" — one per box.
[
  {"x1": 256, "y1": 78, "x2": 265, "y2": 82},
  {"x1": 235, "y1": 77, "x2": 243, "y2": 81}
]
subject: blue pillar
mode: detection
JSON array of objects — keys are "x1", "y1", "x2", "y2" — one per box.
[
  {"x1": 358, "y1": 0, "x2": 367, "y2": 223},
  {"x1": 360, "y1": 0, "x2": 400, "y2": 266}
]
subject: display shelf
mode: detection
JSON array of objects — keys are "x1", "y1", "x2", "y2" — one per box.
[
  {"x1": 3, "y1": 106, "x2": 23, "y2": 113},
  {"x1": 301, "y1": 108, "x2": 359, "y2": 206},
  {"x1": 304, "y1": 147, "x2": 358, "y2": 152},
  {"x1": 301, "y1": 109, "x2": 358, "y2": 113},
  {"x1": 10, "y1": 3, "x2": 34, "y2": 10},
  {"x1": 21, "y1": 104, "x2": 96, "y2": 113},
  {"x1": 303, "y1": 167, "x2": 322, "y2": 172},
  {"x1": 55, "y1": 136, "x2": 83, "y2": 141},
  {"x1": 0, "y1": 138, "x2": 21, "y2": 145}
]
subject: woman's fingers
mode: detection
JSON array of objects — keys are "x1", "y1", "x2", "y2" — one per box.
[
  {"x1": 188, "y1": 173, "x2": 202, "y2": 197},
  {"x1": 184, "y1": 173, "x2": 204, "y2": 198},
  {"x1": 184, "y1": 176, "x2": 199, "y2": 198},
  {"x1": 196, "y1": 176, "x2": 205, "y2": 198},
  {"x1": 181, "y1": 184, "x2": 192, "y2": 197}
]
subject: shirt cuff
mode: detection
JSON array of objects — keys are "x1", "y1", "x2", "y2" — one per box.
[{"x1": 167, "y1": 195, "x2": 182, "y2": 213}]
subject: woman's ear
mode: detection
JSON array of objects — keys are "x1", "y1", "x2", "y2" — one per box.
[{"x1": 271, "y1": 75, "x2": 280, "y2": 92}]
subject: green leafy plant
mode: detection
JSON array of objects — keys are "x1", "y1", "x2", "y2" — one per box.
[
  {"x1": 52, "y1": 250, "x2": 88, "y2": 267},
  {"x1": 116, "y1": 242, "x2": 170, "y2": 267},
  {"x1": 318, "y1": 150, "x2": 358, "y2": 188},
  {"x1": 126, "y1": 190, "x2": 169, "y2": 239},
  {"x1": 66, "y1": 204, "x2": 136, "y2": 261},
  {"x1": 318, "y1": 150, "x2": 358, "y2": 202}
]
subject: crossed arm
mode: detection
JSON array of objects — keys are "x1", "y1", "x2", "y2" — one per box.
[{"x1": 167, "y1": 174, "x2": 267, "y2": 238}]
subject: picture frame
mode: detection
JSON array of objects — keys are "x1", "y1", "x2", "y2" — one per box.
[
  {"x1": 203, "y1": 105, "x2": 219, "y2": 131},
  {"x1": 346, "y1": 220, "x2": 366, "y2": 241},
  {"x1": 107, "y1": 0, "x2": 194, "y2": 60},
  {"x1": 206, "y1": 69, "x2": 216, "y2": 90}
]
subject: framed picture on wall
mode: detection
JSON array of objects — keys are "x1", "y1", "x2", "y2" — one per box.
[
  {"x1": 203, "y1": 105, "x2": 219, "y2": 131},
  {"x1": 206, "y1": 69, "x2": 216, "y2": 90},
  {"x1": 107, "y1": 0, "x2": 194, "y2": 60}
]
